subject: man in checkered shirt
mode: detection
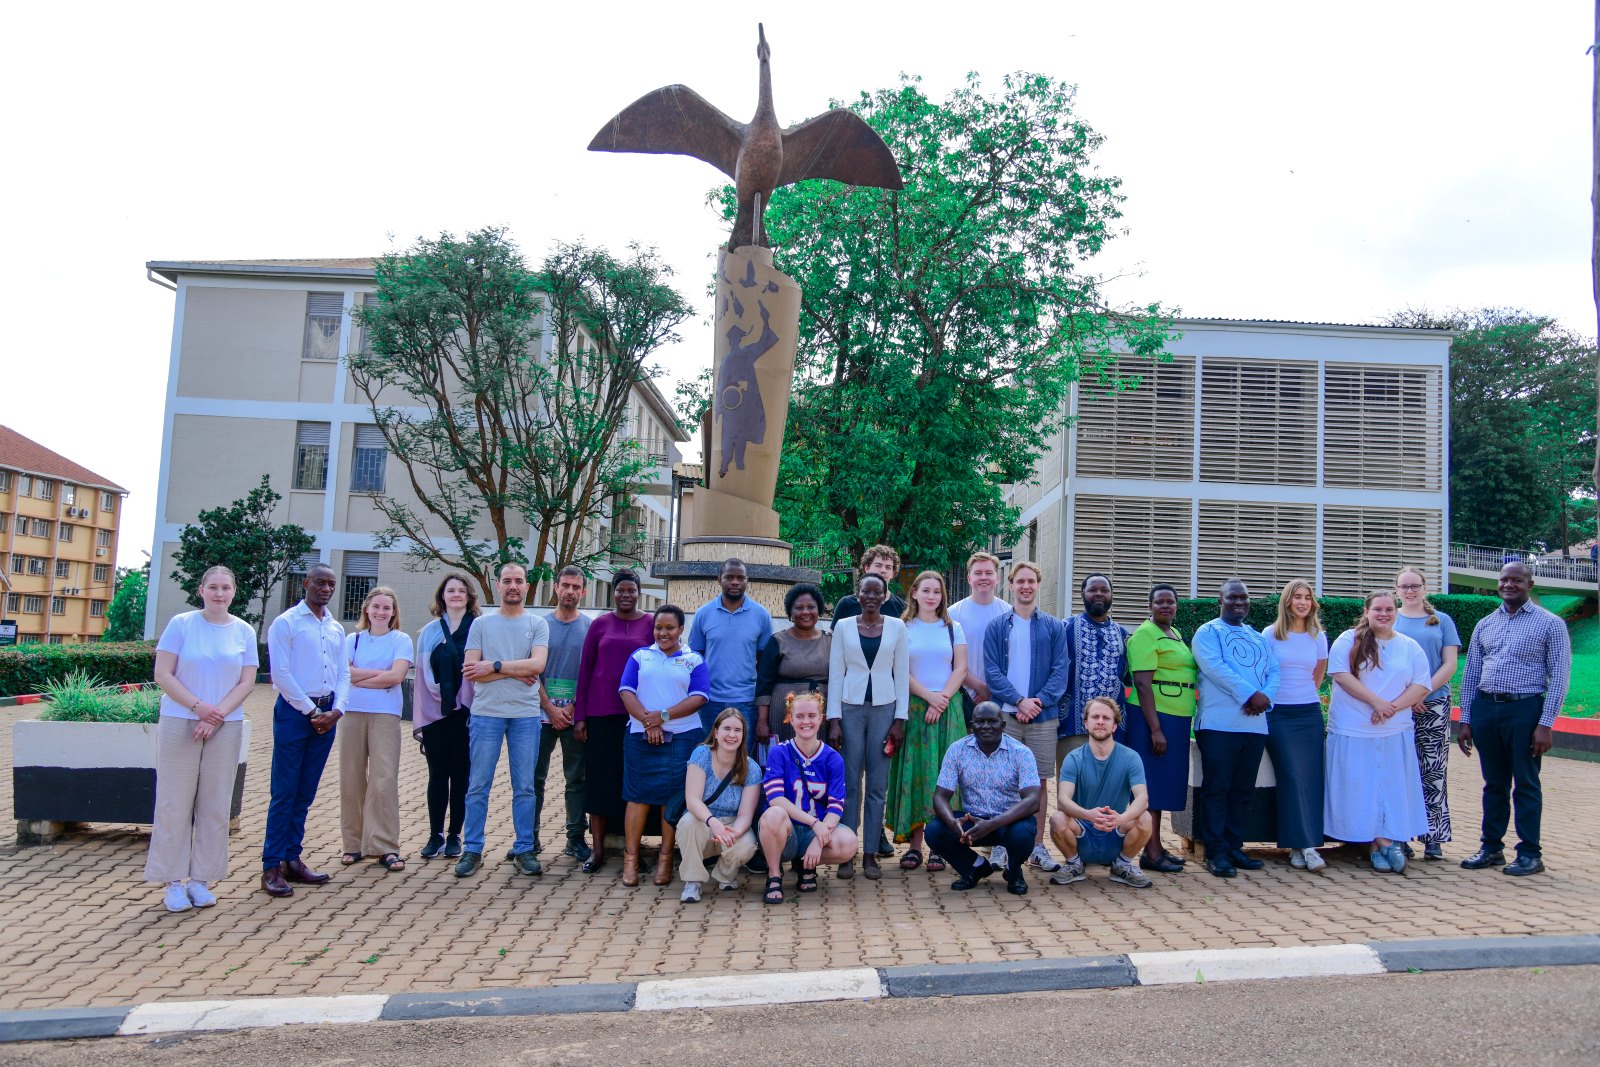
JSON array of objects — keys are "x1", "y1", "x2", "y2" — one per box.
[{"x1": 1456, "y1": 562, "x2": 1571, "y2": 877}]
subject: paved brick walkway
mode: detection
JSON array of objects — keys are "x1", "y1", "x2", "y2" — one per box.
[{"x1": 3, "y1": 686, "x2": 1597, "y2": 1010}]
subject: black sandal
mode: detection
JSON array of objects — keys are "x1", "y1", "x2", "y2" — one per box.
[
  {"x1": 899, "y1": 849, "x2": 923, "y2": 870},
  {"x1": 796, "y1": 867, "x2": 819, "y2": 893},
  {"x1": 763, "y1": 875, "x2": 785, "y2": 905},
  {"x1": 378, "y1": 853, "x2": 405, "y2": 872}
]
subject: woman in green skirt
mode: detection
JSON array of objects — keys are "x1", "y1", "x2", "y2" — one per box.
[{"x1": 887, "y1": 570, "x2": 969, "y2": 871}]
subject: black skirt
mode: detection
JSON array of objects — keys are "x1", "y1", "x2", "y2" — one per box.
[{"x1": 583, "y1": 714, "x2": 628, "y2": 822}]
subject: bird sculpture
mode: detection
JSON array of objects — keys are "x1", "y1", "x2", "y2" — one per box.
[{"x1": 587, "y1": 24, "x2": 904, "y2": 250}]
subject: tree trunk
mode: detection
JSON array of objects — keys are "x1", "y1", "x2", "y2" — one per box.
[{"x1": 1592, "y1": 0, "x2": 1599, "y2": 593}]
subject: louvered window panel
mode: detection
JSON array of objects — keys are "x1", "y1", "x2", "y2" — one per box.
[
  {"x1": 1196, "y1": 500, "x2": 1317, "y2": 596},
  {"x1": 1199, "y1": 358, "x2": 1316, "y2": 485},
  {"x1": 1322, "y1": 505, "x2": 1444, "y2": 598},
  {"x1": 1072, "y1": 494, "x2": 1194, "y2": 598},
  {"x1": 1323, "y1": 363, "x2": 1443, "y2": 491},
  {"x1": 1076, "y1": 356, "x2": 1195, "y2": 480}
]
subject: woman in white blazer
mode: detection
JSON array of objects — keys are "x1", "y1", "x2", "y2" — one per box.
[{"x1": 826, "y1": 573, "x2": 909, "y2": 880}]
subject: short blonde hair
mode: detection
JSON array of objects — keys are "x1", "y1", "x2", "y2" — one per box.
[
  {"x1": 1009, "y1": 560, "x2": 1043, "y2": 583},
  {"x1": 1084, "y1": 695, "x2": 1122, "y2": 726},
  {"x1": 358, "y1": 585, "x2": 402, "y2": 632},
  {"x1": 966, "y1": 551, "x2": 1001, "y2": 574}
]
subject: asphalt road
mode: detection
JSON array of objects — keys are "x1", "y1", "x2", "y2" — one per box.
[{"x1": 6, "y1": 965, "x2": 1597, "y2": 1066}]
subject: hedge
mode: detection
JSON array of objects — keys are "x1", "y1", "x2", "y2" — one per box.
[
  {"x1": 1172, "y1": 593, "x2": 1504, "y2": 643},
  {"x1": 0, "y1": 641, "x2": 157, "y2": 698}
]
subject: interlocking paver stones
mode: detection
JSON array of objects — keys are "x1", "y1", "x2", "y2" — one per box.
[{"x1": 3, "y1": 685, "x2": 1599, "y2": 1009}]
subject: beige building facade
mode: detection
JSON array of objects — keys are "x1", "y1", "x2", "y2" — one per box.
[
  {"x1": 143, "y1": 258, "x2": 688, "y2": 638},
  {"x1": 1000, "y1": 319, "x2": 1451, "y2": 616},
  {"x1": 0, "y1": 426, "x2": 127, "y2": 643}
]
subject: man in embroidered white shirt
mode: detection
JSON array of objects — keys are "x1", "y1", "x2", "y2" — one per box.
[{"x1": 262, "y1": 564, "x2": 349, "y2": 898}]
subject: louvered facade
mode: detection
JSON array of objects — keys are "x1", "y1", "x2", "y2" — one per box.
[{"x1": 1001, "y1": 320, "x2": 1451, "y2": 609}]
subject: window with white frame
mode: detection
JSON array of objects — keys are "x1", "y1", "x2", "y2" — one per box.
[
  {"x1": 35, "y1": 479, "x2": 53, "y2": 501},
  {"x1": 8, "y1": 554, "x2": 22, "y2": 574},
  {"x1": 50, "y1": 597, "x2": 65, "y2": 616},
  {"x1": 4, "y1": 594, "x2": 17, "y2": 612},
  {"x1": 90, "y1": 600, "x2": 106, "y2": 618},
  {"x1": 22, "y1": 595, "x2": 43, "y2": 613},
  {"x1": 27, "y1": 557, "x2": 45, "y2": 576},
  {"x1": 54, "y1": 560, "x2": 69, "y2": 579},
  {"x1": 18, "y1": 475, "x2": 31, "y2": 496},
  {"x1": 100, "y1": 490, "x2": 115, "y2": 512},
  {"x1": 58, "y1": 523, "x2": 73, "y2": 542},
  {"x1": 350, "y1": 426, "x2": 387, "y2": 493},
  {"x1": 303, "y1": 292, "x2": 344, "y2": 361},
  {"x1": 12, "y1": 514, "x2": 23, "y2": 534},
  {"x1": 47, "y1": 635, "x2": 64, "y2": 644},
  {"x1": 0, "y1": 471, "x2": 10, "y2": 492},
  {"x1": 95, "y1": 529, "x2": 112, "y2": 549},
  {"x1": 29, "y1": 518, "x2": 50, "y2": 538},
  {"x1": 357, "y1": 293, "x2": 377, "y2": 354},
  {"x1": 60, "y1": 484, "x2": 75, "y2": 506},
  {"x1": 294, "y1": 423, "x2": 330, "y2": 490},
  {"x1": 17, "y1": 634, "x2": 40, "y2": 644},
  {"x1": 93, "y1": 563, "x2": 110, "y2": 583},
  {"x1": 341, "y1": 551, "x2": 379, "y2": 621}
]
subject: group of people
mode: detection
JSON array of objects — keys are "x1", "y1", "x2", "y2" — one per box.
[{"x1": 140, "y1": 542, "x2": 1571, "y2": 912}]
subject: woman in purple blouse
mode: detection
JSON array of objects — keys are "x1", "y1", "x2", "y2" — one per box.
[{"x1": 574, "y1": 570, "x2": 655, "y2": 873}]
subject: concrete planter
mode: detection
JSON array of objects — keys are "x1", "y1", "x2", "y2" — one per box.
[
  {"x1": 12, "y1": 719, "x2": 253, "y2": 845},
  {"x1": 1169, "y1": 738, "x2": 1281, "y2": 853}
]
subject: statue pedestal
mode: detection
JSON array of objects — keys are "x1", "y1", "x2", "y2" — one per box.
[{"x1": 651, "y1": 537, "x2": 820, "y2": 616}]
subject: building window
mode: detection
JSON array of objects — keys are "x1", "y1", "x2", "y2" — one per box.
[
  {"x1": 18, "y1": 634, "x2": 40, "y2": 644},
  {"x1": 96, "y1": 529, "x2": 112, "y2": 549},
  {"x1": 50, "y1": 597, "x2": 65, "y2": 616},
  {"x1": 27, "y1": 557, "x2": 45, "y2": 576},
  {"x1": 341, "y1": 551, "x2": 380, "y2": 622},
  {"x1": 47, "y1": 635, "x2": 64, "y2": 645},
  {"x1": 90, "y1": 600, "x2": 106, "y2": 618},
  {"x1": 30, "y1": 518, "x2": 50, "y2": 538},
  {"x1": 294, "y1": 422, "x2": 331, "y2": 490},
  {"x1": 93, "y1": 563, "x2": 110, "y2": 583},
  {"x1": 4, "y1": 593, "x2": 17, "y2": 612},
  {"x1": 350, "y1": 426, "x2": 387, "y2": 493},
  {"x1": 18, "y1": 475, "x2": 31, "y2": 496},
  {"x1": 8, "y1": 554, "x2": 22, "y2": 574},
  {"x1": 22, "y1": 595, "x2": 43, "y2": 614},
  {"x1": 0, "y1": 471, "x2": 9, "y2": 492},
  {"x1": 35, "y1": 479, "x2": 54, "y2": 501},
  {"x1": 58, "y1": 523, "x2": 73, "y2": 542},
  {"x1": 61, "y1": 484, "x2": 75, "y2": 506},
  {"x1": 12, "y1": 514, "x2": 23, "y2": 534},
  {"x1": 54, "y1": 560, "x2": 69, "y2": 579},
  {"x1": 100, "y1": 490, "x2": 115, "y2": 512},
  {"x1": 357, "y1": 293, "x2": 378, "y2": 354},
  {"x1": 303, "y1": 292, "x2": 344, "y2": 361}
]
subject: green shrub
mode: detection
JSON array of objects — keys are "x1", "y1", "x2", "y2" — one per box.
[
  {"x1": 0, "y1": 641, "x2": 157, "y2": 697},
  {"x1": 1171, "y1": 594, "x2": 1503, "y2": 642},
  {"x1": 35, "y1": 670, "x2": 161, "y2": 724}
]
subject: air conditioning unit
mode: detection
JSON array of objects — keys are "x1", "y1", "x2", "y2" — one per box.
[{"x1": 95, "y1": 548, "x2": 106, "y2": 557}]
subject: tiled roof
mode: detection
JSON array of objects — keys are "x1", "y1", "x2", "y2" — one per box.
[{"x1": 0, "y1": 426, "x2": 127, "y2": 494}]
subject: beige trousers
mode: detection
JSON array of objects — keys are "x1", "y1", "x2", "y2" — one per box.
[
  {"x1": 339, "y1": 711, "x2": 402, "y2": 856},
  {"x1": 675, "y1": 813, "x2": 758, "y2": 883},
  {"x1": 144, "y1": 717, "x2": 243, "y2": 884}
]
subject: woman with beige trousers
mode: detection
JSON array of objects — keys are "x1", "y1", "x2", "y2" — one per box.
[{"x1": 338, "y1": 587, "x2": 413, "y2": 872}]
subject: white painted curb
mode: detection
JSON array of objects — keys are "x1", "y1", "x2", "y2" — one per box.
[
  {"x1": 1128, "y1": 944, "x2": 1385, "y2": 986},
  {"x1": 634, "y1": 968, "x2": 885, "y2": 1011},
  {"x1": 118, "y1": 995, "x2": 387, "y2": 1035}
]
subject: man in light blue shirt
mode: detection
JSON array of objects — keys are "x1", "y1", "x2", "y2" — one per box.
[
  {"x1": 1192, "y1": 578, "x2": 1279, "y2": 879},
  {"x1": 689, "y1": 558, "x2": 774, "y2": 754}
]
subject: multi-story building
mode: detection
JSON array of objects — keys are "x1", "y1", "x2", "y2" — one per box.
[
  {"x1": 0, "y1": 426, "x2": 127, "y2": 643},
  {"x1": 1001, "y1": 319, "x2": 1451, "y2": 615},
  {"x1": 143, "y1": 258, "x2": 689, "y2": 638}
]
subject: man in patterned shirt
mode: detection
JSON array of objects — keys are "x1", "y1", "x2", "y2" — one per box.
[
  {"x1": 1457, "y1": 562, "x2": 1572, "y2": 877},
  {"x1": 926, "y1": 701, "x2": 1042, "y2": 896}
]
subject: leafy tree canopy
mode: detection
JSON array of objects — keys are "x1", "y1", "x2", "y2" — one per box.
[
  {"x1": 171, "y1": 476, "x2": 315, "y2": 634},
  {"x1": 100, "y1": 561, "x2": 148, "y2": 643}
]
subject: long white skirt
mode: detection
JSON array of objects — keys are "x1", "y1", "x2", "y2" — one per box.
[{"x1": 1323, "y1": 729, "x2": 1430, "y2": 843}]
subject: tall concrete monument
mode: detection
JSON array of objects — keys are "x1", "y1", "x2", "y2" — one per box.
[{"x1": 589, "y1": 24, "x2": 904, "y2": 610}]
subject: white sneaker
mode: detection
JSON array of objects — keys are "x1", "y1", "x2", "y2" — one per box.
[
  {"x1": 1028, "y1": 845, "x2": 1062, "y2": 872},
  {"x1": 1289, "y1": 848, "x2": 1307, "y2": 869},
  {"x1": 187, "y1": 882, "x2": 217, "y2": 908},
  {"x1": 1302, "y1": 847, "x2": 1326, "y2": 872},
  {"x1": 163, "y1": 882, "x2": 192, "y2": 913},
  {"x1": 988, "y1": 846, "x2": 1009, "y2": 872},
  {"x1": 680, "y1": 881, "x2": 702, "y2": 903},
  {"x1": 718, "y1": 881, "x2": 739, "y2": 892}
]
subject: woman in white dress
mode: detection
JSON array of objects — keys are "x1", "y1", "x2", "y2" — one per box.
[{"x1": 1324, "y1": 590, "x2": 1433, "y2": 874}]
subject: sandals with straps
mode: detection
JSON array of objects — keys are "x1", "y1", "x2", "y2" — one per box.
[{"x1": 763, "y1": 875, "x2": 786, "y2": 905}]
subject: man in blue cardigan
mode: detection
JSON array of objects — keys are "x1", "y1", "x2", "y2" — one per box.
[{"x1": 984, "y1": 561, "x2": 1072, "y2": 870}]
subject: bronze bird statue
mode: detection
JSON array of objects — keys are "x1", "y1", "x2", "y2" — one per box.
[{"x1": 587, "y1": 23, "x2": 904, "y2": 250}]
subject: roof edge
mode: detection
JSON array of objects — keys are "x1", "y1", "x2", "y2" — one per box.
[{"x1": 147, "y1": 260, "x2": 377, "y2": 283}]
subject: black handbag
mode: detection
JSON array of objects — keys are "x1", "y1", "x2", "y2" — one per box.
[{"x1": 666, "y1": 763, "x2": 739, "y2": 826}]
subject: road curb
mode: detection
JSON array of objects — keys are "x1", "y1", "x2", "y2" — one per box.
[{"x1": 4, "y1": 934, "x2": 1596, "y2": 1043}]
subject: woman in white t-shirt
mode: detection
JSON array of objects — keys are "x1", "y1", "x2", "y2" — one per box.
[
  {"x1": 1259, "y1": 580, "x2": 1330, "y2": 872},
  {"x1": 145, "y1": 565, "x2": 260, "y2": 913},
  {"x1": 338, "y1": 587, "x2": 414, "y2": 872},
  {"x1": 886, "y1": 570, "x2": 967, "y2": 872},
  {"x1": 1324, "y1": 590, "x2": 1432, "y2": 874}
]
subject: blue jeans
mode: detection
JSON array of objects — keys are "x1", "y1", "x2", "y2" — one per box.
[
  {"x1": 463, "y1": 715, "x2": 541, "y2": 856},
  {"x1": 263, "y1": 696, "x2": 337, "y2": 869}
]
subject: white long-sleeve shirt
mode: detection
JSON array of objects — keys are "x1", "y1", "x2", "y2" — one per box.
[{"x1": 268, "y1": 600, "x2": 350, "y2": 714}]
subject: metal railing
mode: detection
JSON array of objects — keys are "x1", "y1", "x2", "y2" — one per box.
[{"x1": 1450, "y1": 542, "x2": 1597, "y2": 583}]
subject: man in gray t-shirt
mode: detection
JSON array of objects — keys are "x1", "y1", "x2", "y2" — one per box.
[
  {"x1": 455, "y1": 564, "x2": 550, "y2": 878},
  {"x1": 533, "y1": 566, "x2": 593, "y2": 861}
]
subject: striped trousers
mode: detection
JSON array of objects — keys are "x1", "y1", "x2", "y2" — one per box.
[{"x1": 1412, "y1": 692, "x2": 1452, "y2": 844}]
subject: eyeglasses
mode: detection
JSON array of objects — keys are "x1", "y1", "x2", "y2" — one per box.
[{"x1": 1397, "y1": 584, "x2": 1423, "y2": 591}]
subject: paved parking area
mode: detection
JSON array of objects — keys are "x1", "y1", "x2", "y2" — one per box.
[{"x1": 3, "y1": 685, "x2": 1596, "y2": 1010}]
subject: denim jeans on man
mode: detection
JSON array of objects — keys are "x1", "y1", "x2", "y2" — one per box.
[
  {"x1": 1470, "y1": 693, "x2": 1545, "y2": 858},
  {"x1": 262, "y1": 696, "x2": 338, "y2": 869},
  {"x1": 463, "y1": 716, "x2": 542, "y2": 856},
  {"x1": 531, "y1": 721, "x2": 585, "y2": 853},
  {"x1": 925, "y1": 814, "x2": 1037, "y2": 881}
]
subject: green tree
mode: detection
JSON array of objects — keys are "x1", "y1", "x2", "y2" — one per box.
[
  {"x1": 171, "y1": 476, "x2": 315, "y2": 635},
  {"x1": 101, "y1": 560, "x2": 148, "y2": 642},
  {"x1": 708, "y1": 73, "x2": 1170, "y2": 570},
  {"x1": 1387, "y1": 308, "x2": 1597, "y2": 550},
  {"x1": 350, "y1": 229, "x2": 689, "y2": 601}
]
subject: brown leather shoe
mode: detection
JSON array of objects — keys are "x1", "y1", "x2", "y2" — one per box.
[
  {"x1": 260, "y1": 866, "x2": 294, "y2": 897},
  {"x1": 283, "y1": 858, "x2": 331, "y2": 885}
]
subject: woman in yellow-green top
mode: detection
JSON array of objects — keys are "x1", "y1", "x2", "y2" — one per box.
[{"x1": 1124, "y1": 583, "x2": 1198, "y2": 874}]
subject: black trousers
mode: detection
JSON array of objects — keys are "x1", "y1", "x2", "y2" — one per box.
[
  {"x1": 1471, "y1": 694, "x2": 1544, "y2": 858},
  {"x1": 1196, "y1": 729, "x2": 1266, "y2": 856},
  {"x1": 420, "y1": 712, "x2": 471, "y2": 837},
  {"x1": 925, "y1": 813, "x2": 1037, "y2": 881}
]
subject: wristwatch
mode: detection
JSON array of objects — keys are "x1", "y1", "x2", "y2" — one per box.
[
  {"x1": 661, "y1": 707, "x2": 672, "y2": 722},
  {"x1": 493, "y1": 660, "x2": 502, "y2": 673}
]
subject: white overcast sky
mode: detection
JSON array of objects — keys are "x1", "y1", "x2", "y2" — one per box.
[{"x1": 3, "y1": 1, "x2": 1592, "y2": 568}]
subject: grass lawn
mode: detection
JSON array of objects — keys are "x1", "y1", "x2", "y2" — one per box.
[{"x1": 1449, "y1": 613, "x2": 1600, "y2": 719}]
